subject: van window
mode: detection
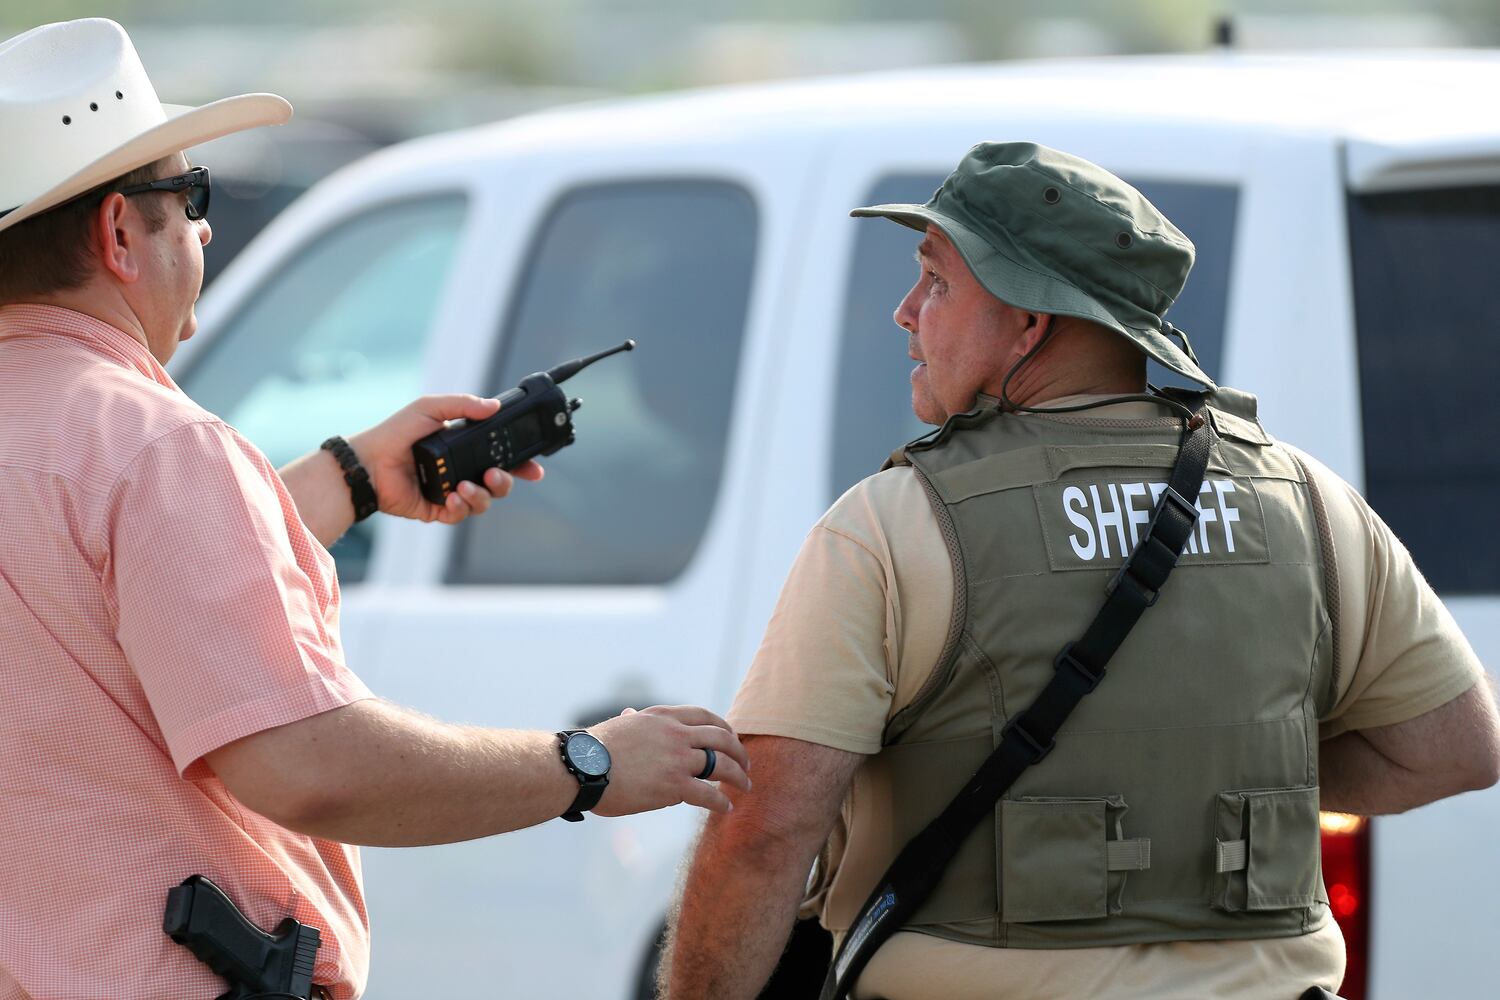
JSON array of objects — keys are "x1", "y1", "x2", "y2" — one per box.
[
  {"x1": 829, "y1": 174, "x2": 1238, "y2": 502},
  {"x1": 449, "y1": 181, "x2": 757, "y2": 585},
  {"x1": 1349, "y1": 184, "x2": 1500, "y2": 594},
  {"x1": 179, "y1": 194, "x2": 468, "y2": 583}
]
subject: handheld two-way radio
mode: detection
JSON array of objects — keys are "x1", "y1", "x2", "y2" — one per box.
[{"x1": 412, "y1": 340, "x2": 636, "y2": 505}]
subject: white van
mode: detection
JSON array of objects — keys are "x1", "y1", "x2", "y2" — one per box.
[{"x1": 179, "y1": 51, "x2": 1500, "y2": 1000}]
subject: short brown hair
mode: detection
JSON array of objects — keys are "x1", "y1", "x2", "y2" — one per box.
[{"x1": 0, "y1": 156, "x2": 177, "y2": 304}]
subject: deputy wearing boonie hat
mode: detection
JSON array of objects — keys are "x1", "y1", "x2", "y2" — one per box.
[
  {"x1": 663, "y1": 139, "x2": 1497, "y2": 1000},
  {"x1": 0, "y1": 18, "x2": 751, "y2": 1000},
  {"x1": 850, "y1": 140, "x2": 1215, "y2": 391}
]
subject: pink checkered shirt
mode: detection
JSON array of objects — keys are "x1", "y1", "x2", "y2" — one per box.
[{"x1": 0, "y1": 305, "x2": 374, "y2": 999}]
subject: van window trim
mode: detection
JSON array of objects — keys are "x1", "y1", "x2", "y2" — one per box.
[
  {"x1": 175, "y1": 188, "x2": 473, "y2": 387},
  {"x1": 446, "y1": 175, "x2": 762, "y2": 587},
  {"x1": 473, "y1": 176, "x2": 761, "y2": 412}
]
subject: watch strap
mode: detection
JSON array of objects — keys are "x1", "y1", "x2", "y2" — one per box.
[
  {"x1": 557, "y1": 730, "x2": 609, "y2": 822},
  {"x1": 320, "y1": 435, "x2": 379, "y2": 522},
  {"x1": 562, "y1": 780, "x2": 607, "y2": 822}
]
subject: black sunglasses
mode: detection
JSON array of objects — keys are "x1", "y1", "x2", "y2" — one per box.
[{"x1": 118, "y1": 165, "x2": 211, "y2": 221}]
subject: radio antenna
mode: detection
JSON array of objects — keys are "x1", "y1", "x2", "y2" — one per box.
[{"x1": 546, "y1": 340, "x2": 636, "y2": 384}]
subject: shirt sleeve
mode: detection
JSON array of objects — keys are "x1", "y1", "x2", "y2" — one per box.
[
  {"x1": 728, "y1": 506, "x2": 898, "y2": 756},
  {"x1": 107, "y1": 420, "x2": 374, "y2": 773},
  {"x1": 1295, "y1": 448, "x2": 1486, "y2": 738}
]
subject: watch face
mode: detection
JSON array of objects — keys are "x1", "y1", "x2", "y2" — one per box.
[{"x1": 566, "y1": 732, "x2": 612, "y2": 777}]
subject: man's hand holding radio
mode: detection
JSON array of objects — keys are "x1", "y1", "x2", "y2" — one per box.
[
  {"x1": 349, "y1": 393, "x2": 545, "y2": 524},
  {"x1": 590, "y1": 706, "x2": 752, "y2": 816},
  {"x1": 280, "y1": 392, "x2": 544, "y2": 548},
  {"x1": 285, "y1": 344, "x2": 627, "y2": 546}
]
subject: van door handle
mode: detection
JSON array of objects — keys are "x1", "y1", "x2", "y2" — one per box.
[
  {"x1": 571, "y1": 701, "x2": 634, "y2": 728},
  {"x1": 571, "y1": 674, "x2": 658, "y2": 728}
]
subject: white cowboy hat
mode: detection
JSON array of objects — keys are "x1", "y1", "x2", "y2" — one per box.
[{"x1": 0, "y1": 17, "x2": 291, "y2": 235}]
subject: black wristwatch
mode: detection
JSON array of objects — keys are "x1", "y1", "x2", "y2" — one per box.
[{"x1": 557, "y1": 730, "x2": 612, "y2": 822}]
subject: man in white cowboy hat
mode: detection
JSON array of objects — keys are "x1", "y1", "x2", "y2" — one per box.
[{"x1": 0, "y1": 18, "x2": 749, "y2": 1000}]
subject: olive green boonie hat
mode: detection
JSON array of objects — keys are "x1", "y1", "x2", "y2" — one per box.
[{"x1": 851, "y1": 141, "x2": 1215, "y2": 388}]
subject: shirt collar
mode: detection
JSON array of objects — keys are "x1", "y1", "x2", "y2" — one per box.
[
  {"x1": 974, "y1": 391, "x2": 1178, "y2": 420},
  {"x1": 0, "y1": 304, "x2": 179, "y2": 392}
]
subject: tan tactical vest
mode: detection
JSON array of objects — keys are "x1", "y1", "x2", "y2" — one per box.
[{"x1": 824, "y1": 389, "x2": 1336, "y2": 949}]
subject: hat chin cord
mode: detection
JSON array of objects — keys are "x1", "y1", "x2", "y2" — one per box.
[{"x1": 997, "y1": 323, "x2": 1200, "y2": 425}]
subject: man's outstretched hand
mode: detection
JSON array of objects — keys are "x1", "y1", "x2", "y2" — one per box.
[
  {"x1": 589, "y1": 706, "x2": 752, "y2": 817},
  {"x1": 348, "y1": 393, "x2": 544, "y2": 525}
]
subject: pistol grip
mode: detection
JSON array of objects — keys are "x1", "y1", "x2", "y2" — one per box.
[{"x1": 163, "y1": 875, "x2": 321, "y2": 1000}]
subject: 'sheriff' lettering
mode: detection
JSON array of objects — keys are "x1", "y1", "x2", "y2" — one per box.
[{"x1": 1063, "y1": 478, "x2": 1242, "y2": 561}]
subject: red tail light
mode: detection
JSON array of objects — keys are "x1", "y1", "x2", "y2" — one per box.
[{"x1": 1320, "y1": 812, "x2": 1371, "y2": 1000}]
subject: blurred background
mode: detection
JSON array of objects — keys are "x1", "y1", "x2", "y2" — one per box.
[
  {"x1": 5, "y1": 5, "x2": 1494, "y2": 999},
  {"x1": 6, "y1": 0, "x2": 1500, "y2": 285}
]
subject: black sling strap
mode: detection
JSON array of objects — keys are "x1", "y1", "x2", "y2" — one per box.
[{"x1": 820, "y1": 401, "x2": 1213, "y2": 1000}]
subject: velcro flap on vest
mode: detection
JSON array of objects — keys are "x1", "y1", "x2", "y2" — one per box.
[
  {"x1": 1213, "y1": 785, "x2": 1321, "y2": 912},
  {"x1": 1208, "y1": 407, "x2": 1273, "y2": 446},
  {"x1": 1107, "y1": 838, "x2": 1153, "y2": 871},
  {"x1": 1000, "y1": 795, "x2": 1138, "y2": 924},
  {"x1": 1206, "y1": 389, "x2": 1274, "y2": 445},
  {"x1": 1216, "y1": 839, "x2": 1248, "y2": 872}
]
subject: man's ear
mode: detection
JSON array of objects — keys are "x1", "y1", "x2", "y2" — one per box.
[
  {"x1": 93, "y1": 193, "x2": 140, "y2": 284},
  {"x1": 1018, "y1": 311, "x2": 1055, "y2": 355}
]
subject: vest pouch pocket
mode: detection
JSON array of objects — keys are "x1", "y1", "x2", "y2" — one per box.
[
  {"x1": 1213, "y1": 785, "x2": 1321, "y2": 912},
  {"x1": 1000, "y1": 795, "x2": 1142, "y2": 923}
]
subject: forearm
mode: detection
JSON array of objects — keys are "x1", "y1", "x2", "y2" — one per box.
[
  {"x1": 663, "y1": 811, "x2": 817, "y2": 1000},
  {"x1": 211, "y1": 699, "x2": 752, "y2": 846},
  {"x1": 214, "y1": 700, "x2": 575, "y2": 846},
  {"x1": 1320, "y1": 678, "x2": 1500, "y2": 815},
  {"x1": 278, "y1": 446, "x2": 356, "y2": 550},
  {"x1": 662, "y1": 734, "x2": 864, "y2": 998},
  {"x1": 1320, "y1": 728, "x2": 1472, "y2": 815}
]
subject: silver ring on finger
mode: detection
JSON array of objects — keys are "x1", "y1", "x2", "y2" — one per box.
[{"x1": 696, "y1": 747, "x2": 717, "y2": 780}]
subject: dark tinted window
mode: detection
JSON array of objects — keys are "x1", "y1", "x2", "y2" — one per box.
[
  {"x1": 829, "y1": 174, "x2": 1238, "y2": 501},
  {"x1": 180, "y1": 195, "x2": 468, "y2": 583},
  {"x1": 1350, "y1": 185, "x2": 1500, "y2": 594},
  {"x1": 449, "y1": 181, "x2": 756, "y2": 585}
]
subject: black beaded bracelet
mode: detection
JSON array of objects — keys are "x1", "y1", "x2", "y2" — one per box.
[{"x1": 320, "y1": 436, "x2": 379, "y2": 523}]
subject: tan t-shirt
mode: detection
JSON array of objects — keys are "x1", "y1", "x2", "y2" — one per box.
[{"x1": 728, "y1": 400, "x2": 1485, "y2": 1000}]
